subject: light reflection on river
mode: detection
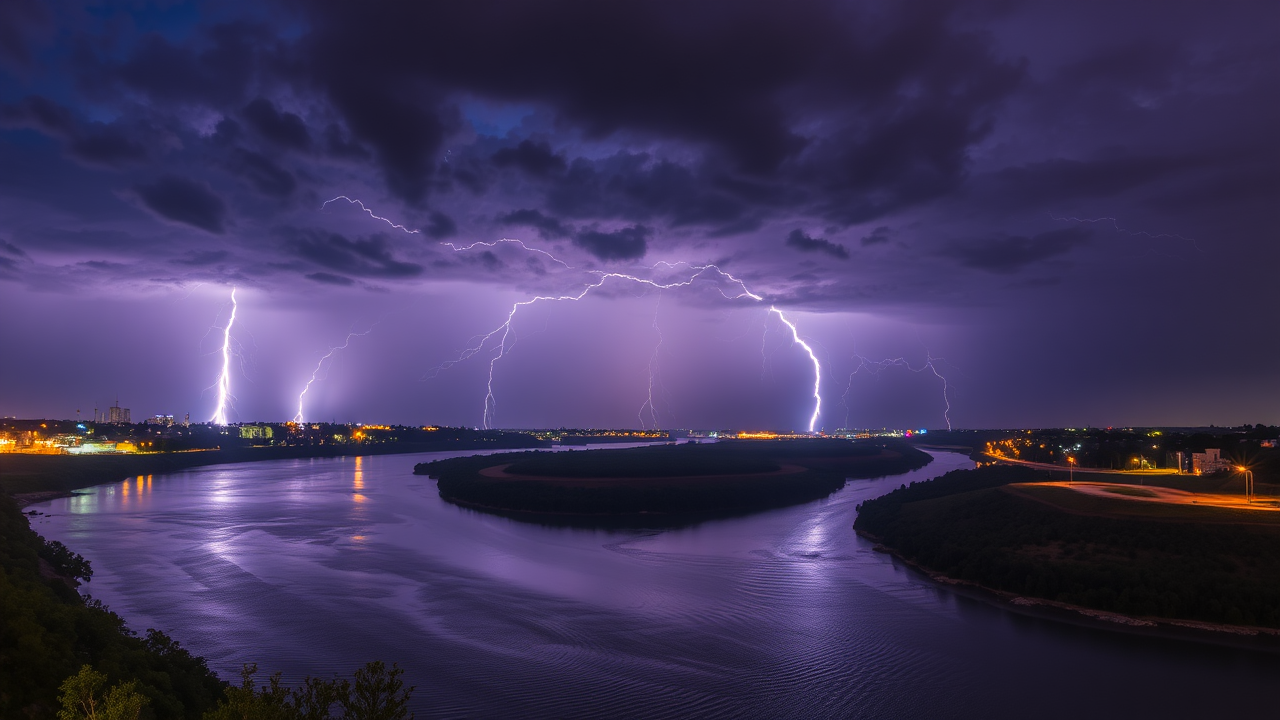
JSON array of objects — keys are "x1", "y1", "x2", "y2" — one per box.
[{"x1": 32, "y1": 449, "x2": 1280, "y2": 719}]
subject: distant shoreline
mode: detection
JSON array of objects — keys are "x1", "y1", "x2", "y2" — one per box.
[{"x1": 3, "y1": 437, "x2": 548, "y2": 507}]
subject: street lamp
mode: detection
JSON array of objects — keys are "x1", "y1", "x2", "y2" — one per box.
[
  {"x1": 1068, "y1": 456, "x2": 1075, "y2": 485},
  {"x1": 1237, "y1": 466, "x2": 1255, "y2": 503}
]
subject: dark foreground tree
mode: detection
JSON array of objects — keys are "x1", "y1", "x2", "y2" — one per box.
[{"x1": 201, "y1": 662, "x2": 414, "y2": 720}]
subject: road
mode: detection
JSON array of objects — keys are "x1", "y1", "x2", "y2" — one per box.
[{"x1": 1031, "y1": 480, "x2": 1279, "y2": 512}]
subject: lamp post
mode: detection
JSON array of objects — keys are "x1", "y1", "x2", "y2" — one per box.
[
  {"x1": 1237, "y1": 466, "x2": 1254, "y2": 503},
  {"x1": 1068, "y1": 456, "x2": 1075, "y2": 485}
]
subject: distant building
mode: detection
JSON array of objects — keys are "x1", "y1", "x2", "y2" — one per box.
[
  {"x1": 107, "y1": 401, "x2": 131, "y2": 424},
  {"x1": 1191, "y1": 448, "x2": 1230, "y2": 475},
  {"x1": 239, "y1": 425, "x2": 274, "y2": 440},
  {"x1": 145, "y1": 415, "x2": 175, "y2": 426}
]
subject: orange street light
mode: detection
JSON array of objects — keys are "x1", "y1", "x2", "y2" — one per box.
[
  {"x1": 1237, "y1": 466, "x2": 1255, "y2": 502},
  {"x1": 1068, "y1": 456, "x2": 1075, "y2": 485}
]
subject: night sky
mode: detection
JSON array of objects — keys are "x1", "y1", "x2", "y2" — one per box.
[{"x1": 0, "y1": 1, "x2": 1276, "y2": 430}]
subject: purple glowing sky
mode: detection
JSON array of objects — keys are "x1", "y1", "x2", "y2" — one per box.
[{"x1": 0, "y1": 1, "x2": 1276, "y2": 430}]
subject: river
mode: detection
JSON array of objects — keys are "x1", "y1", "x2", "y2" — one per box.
[{"x1": 30, "y1": 449, "x2": 1280, "y2": 719}]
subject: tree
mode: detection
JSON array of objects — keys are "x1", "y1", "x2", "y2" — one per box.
[
  {"x1": 57, "y1": 666, "x2": 148, "y2": 720},
  {"x1": 202, "y1": 662, "x2": 414, "y2": 720},
  {"x1": 340, "y1": 662, "x2": 414, "y2": 720},
  {"x1": 202, "y1": 664, "x2": 291, "y2": 720}
]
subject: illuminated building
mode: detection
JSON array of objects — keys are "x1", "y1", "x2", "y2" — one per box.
[
  {"x1": 145, "y1": 414, "x2": 175, "y2": 426},
  {"x1": 239, "y1": 425, "x2": 275, "y2": 440},
  {"x1": 1191, "y1": 448, "x2": 1230, "y2": 475}
]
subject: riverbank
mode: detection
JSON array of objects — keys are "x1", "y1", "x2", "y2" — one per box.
[
  {"x1": 0, "y1": 491, "x2": 227, "y2": 718},
  {"x1": 1, "y1": 435, "x2": 548, "y2": 505},
  {"x1": 859, "y1": 528, "x2": 1280, "y2": 652},
  {"x1": 854, "y1": 462, "x2": 1280, "y2": 633}
]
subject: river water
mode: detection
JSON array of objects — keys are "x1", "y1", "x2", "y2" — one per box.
[{"x1": 31, "y1": 450, "x2": 1280, "y2": 719}]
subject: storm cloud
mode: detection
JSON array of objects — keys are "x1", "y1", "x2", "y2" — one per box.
[
  {"x1": 130, "y1": 176, "x2": 228, "y2": 234},
  {"x1": 0, "y1": 0, "x2": 1277, "y2": 428}
]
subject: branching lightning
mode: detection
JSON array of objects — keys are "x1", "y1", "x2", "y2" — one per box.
[
  {"x1": 843, "y1": 352, "x2": 952, "y2": 431},
  {"x1": 210, "y1": 287, "x2": 238, "y2": 425},
  {"x1": 321, "y1": 195, "x2": 824, "y2": 431},
  {"x1": 294, "y1": 327, "x2": 376, "y2": 424},
  {"x1": 427, "y1": 263, "x2": 824, "y2": 431},
  {"x1": 322, "y1": 196, "x2": 421, "y2": 234}
]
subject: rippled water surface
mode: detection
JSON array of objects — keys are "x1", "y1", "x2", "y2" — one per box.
[{"x1": 32, "y1": 450, "x2": 1280, "y2": 719}]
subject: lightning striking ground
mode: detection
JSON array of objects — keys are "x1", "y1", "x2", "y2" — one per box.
[
  {"x1": 638, "y1": 294, "x2": 667, "y2": 430},
  {"x1": 769, "y1": 307, "x2": 822, "y2": 433},
  {"x1": 210, "y1": 287, "x2": 238, "y2": 425},
  {"x1": 294, "y1": 328, "x2": 375, "y2": 424},
  {"x1": 842, "y1": 353, "x2": 953, "y2": 430}
]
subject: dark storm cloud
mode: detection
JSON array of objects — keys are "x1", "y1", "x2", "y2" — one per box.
[
  {"x1": 491, "y1": 140, "x2": 566, "y2": 177},
  {"x1": 573, "y1": 225, "x2": 649, "y2": 261},
  {"x1": 113, "y1": 23, "x2": 264, "y2": 106},
  {"x1": 242, "y1": 98, "x2": 312, "y2": 151},
  {"x1": 226, "y1": 149, "x2": 297, "y2": 198},
  {"x1": 299, "y1": 1, "x2": 1022, "y2": 221},
  {"x1": 305, "y1": 271, "x2": 355, "y2": 286},
  {"x1": 0, "y1": 95, "x2": 147, "y2": 168},
  {"x1": 322, "y1": 124, "x2": 370, "y2": 160},
  {"x1": 988, "y1": 154, "x2": 1198, "y2": 207},
  {"x1": 169, "y1": 250, "x2": 229, "y2": 267},
  {"x1": 0, "y1": 95, "x2": 75, "y2": 135},
  {"x1": 1, "y1": 240, "x2": 29, "y2": 258},
  {"x1": 497, "y1": 209, "x2": 571, "y2": 239},
  {"x1": 0, "y1": 239, "x2": 25, "y2": 276},
  {"x1": 785, "y1": 230, "x2": 848, "y2": 260},
  {"x1": 319, "y1": 80, "x2": 450, "y2": 205},
  {"x1": 425, "y1": 212, "x2": 457, "y2": 239},
  {"x1": 0, "y1": 0, "x2": 48, "y2": 66},
  {"x1": 942, "y1": 228, "x2": 1091, "y2": 274},
  {"x1": 545, "y1": 153, "x2": 754, "y2": 231},
  {"x1": 286, "y1": 229, "x2": 423, "y2": 278},
  {"x1": 130, "y1": 176, "x2": 228, "y2": 234},
  {"x1": 861, "y1": 227, "x2": 892, "y2": 246}
]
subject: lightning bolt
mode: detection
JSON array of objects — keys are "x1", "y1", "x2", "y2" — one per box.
[
  {"x1": 1049, "y1": 214, "x2": 1201, "y2": 251},
  {"x1": 321, "y1": 196, "x2": 421, "y2": 234},
  {"x1": 638, "y1": 293, "x2": 666, "y2": 430},
  {"x1": 294, "y1": 327, "x2": 376, "y2": 424},
  {"x1": 442, "y1": 238, "x2": 575, "y2": 270},
  {"x1": 210, "y1": 287, "x2": 238, "y2": 425},
  {"x1": 320, "y1": 197, "x2": 823, "y2": 430},
  {"x1": 768, "y1": 307, "x2": 822, "y2": 433},
  {"x1": 843, "y1": 352, "x2": 952, "y2": 431},
  {"x1": 428, "y1": 263, "x2": 823, "y2": 430}
]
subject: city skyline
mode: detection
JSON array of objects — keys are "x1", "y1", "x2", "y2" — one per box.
[{"x1": 1, "y1": 1, "x2": 1277, "y2": 429}]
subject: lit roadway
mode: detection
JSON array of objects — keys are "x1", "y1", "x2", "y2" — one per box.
[
  {"x1": 1029, "y1": 481, "x2": 1280, "y2": 512},
  {"x1": 984, "y1": 452, "x2": 1181, "y2": 476}
]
